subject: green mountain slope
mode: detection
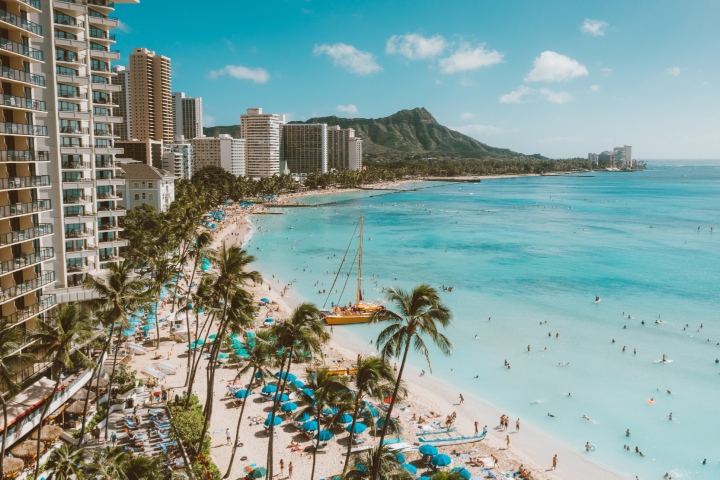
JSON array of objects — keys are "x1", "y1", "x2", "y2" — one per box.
[{"x1": 204, "y1": 107, "x2": 536, "y2": 159}]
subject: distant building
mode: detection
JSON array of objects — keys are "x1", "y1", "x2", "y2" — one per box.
[
  {"x1": 241, "y1": 108, "x2": 284, "y2": 178},
  {"x1": 349, "y1": 136, "x2": 363, "y2": 171},
  {"x1": 613, "y1": 146, "x2": 633, "y2": 167},
  {"x1": 327, "y1": 126, "x2": 363, "y2": 171},
  {"x1": 172, "y1": 92, "x2": 203, "y2": 140},
  {"x1": 191, "y1": 135, "x2": 246, "y2": 176},
  {"x1": 118, "y1": 164, "x2": 176, "y2": 213},
  {"x1": 129, "y1": 48, "x2": 173, "y2": 143},
  {"x1": 112, "y1": 66, "x2": 132, "y2": 140},
  {"x1": 163, "y1": 138, "x2": 194, "y2": 179},
  {"x1": 282, "y1": 124, "x2": 328, "y2": 174},
  {"x1": 116, "y1": 139, "x2": 164, "y2": 168},
  {"x1": 588, "y1": 145, "x2": 633, "y2": 168}
]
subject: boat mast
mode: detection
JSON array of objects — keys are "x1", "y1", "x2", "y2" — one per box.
[{"x1": 357, "y1": 214, "x2": 363, "y2": 304}]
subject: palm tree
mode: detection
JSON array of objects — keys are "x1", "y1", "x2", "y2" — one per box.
[
  {"x1": 342, "y1": 447, "x2": 413, "y2": 480},
  {"x1": 78, "y1": 308, "x2": 110, "y2": 445},
  {"x1": 301, "y1": 368, "x2": 351, "y2": 480},
  {"x1": 119, "y1": 454, "x2": 164, "y2": 480},
  {"x1": 370, "y1": 284, "x2": 453, "y2": 479},
  {"x1": 85, "y1": 260, "x2": 146, "y2": 440},
  {"x1": 264, "y1": 303, "x2": 325, "y2": 478},
  {"x1": 223, "y1": 331, "x2": 275, "y2": 478},
  {"x1": 41, "y1": 443, "x2": 84, "y2": 480},
  {"x1": 84, "y1": 446, "x2": 128, "y2": 480},
  {"x1": 147, "y1": 255, "x2": 178, "y2": 350},
  {"x1": 341, "y1": 356, "x2": 398, "y2": 475},
  {"x1": 0, "y1": 320, "x2": 35, "y2": 479},
  {"x1": 185, "y1": 274, "x2": 218, "y2": 405},
  {"x1": 30, "y1": 304, "x2": 94, "y2": 474}
]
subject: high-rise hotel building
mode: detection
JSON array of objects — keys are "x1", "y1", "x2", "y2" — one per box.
[
  {"x1": 240, "y1": 108, "x2": 283, "y2": 178},
  {"x1": 282, "y1": 124, "x2": 327, "y2": 175},
  {"x1": 128, "y1": 47, "x2": 172, "y2": 143}
]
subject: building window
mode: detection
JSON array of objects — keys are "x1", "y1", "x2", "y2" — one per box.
[
  {"x1": 142, "y1": 193, "x2": 146, "y2": 200},
  {"x1": 134, "y1": 182, "x2": 139, "y2": 188},
  {"x1": 141, "y1": 182, "x2": 146, "y2": 188},
  {"x1": 148, "y1": 194, "x2": 154, "y2": 201},
  {"x1": 148, "y1": 182, "x2": 154, "y2": 188},
  {"x1": 134, "y1": 194, "x2": 139, "y2": 200}
]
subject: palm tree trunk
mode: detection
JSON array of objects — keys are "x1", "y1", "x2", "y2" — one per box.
[
  {"x1": 103, "y1": 330, "x2": 124, "y2": 440},
  {"x1": 265, "y1": 348, "x2": 293, "y2": 480},
  {"x1": 35, "y1": 374, "x2": 62, "y2": 474},
  {"x1": 342, "y1": 398, "x2": 362, "y2": 475},
  {"x1": 223, "y1": 367, "x2": 255, "y2": 478},
  {"x1": 182, "y1": 257, "x2": 200, "y2": 387},
  {"x1": 371, "y1": 338, "x2": 411, "y2": 479},
  {"x1": 79, "y1": 330, "x2": 112, "y2": 446},
  {"x1": 185, "y1": 310, "x2": 215, "y2": 408},
  {"x1": 154, "y1": 292, "x2": 161, "y2": 350},
  {"x1": 310, "y1": 403, "x2": 321, "y2": 480},
  {"x1": 1, "y1": 393, "x2": 9, "y2": 479}
]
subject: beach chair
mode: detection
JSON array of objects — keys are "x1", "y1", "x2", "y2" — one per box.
[{"x1": 124, "y1": 418, "x2": 138, "y2": 429}]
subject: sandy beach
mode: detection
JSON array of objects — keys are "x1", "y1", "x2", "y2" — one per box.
[{"x1": 125, "y1": 178, "x2": 621, "y2": 480}]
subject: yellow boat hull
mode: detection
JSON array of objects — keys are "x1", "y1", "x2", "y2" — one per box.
[{"x1": 324, "y1": 312, "x2": 373, "y2": 325}]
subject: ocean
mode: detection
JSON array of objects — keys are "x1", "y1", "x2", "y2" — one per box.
[{"x1": 247, "y1": 162, "x2": 720, "y2": 479}]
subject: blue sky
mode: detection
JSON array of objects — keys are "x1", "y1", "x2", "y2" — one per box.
[{"x1": 115, "y1": 0, "x2": 720, "y2": 159}]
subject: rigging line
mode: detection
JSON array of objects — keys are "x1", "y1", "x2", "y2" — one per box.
[
  {"x1": 322, "y1": 220, "x2": 360, "y2": 308},
  {"x1": 336, "y1": 247, "x2": 359, "y2": 308}
]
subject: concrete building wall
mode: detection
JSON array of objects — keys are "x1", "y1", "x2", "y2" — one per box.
[
  {"x1": 129, "y1": 48, "x2": 172, "y2": 143},
  {"x1": 240, "y1": 108, "x2": 284, "y2": 178},
  {"x1": 282, "y1": 124, "x2": 327, "y2": 174}
]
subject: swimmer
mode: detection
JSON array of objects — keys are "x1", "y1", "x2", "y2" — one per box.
[
  {"x1": 669, "y1": 412, "x2": 672, "y2": 420},
  {"x1": 547, "y1": 413, "x2": 555, "y2": 418},
  {"x1": 626, "y1": 429, "x2": 631, "y2": 437},
  {"x1": 582, "y1": 415, "x2": 591, "y2": 421}
]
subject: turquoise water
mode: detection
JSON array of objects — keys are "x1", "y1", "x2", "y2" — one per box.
[{"x1": 248, "y1": 164, "x2": 720, "y2": 479}]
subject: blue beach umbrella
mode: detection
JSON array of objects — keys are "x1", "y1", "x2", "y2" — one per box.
[
  {"x1": 338, "y1": 413, "x2": 354, "y2": 424},
  {"x1": 141, "y1": 325, "x2": 151, "y2": 331},
  {"x1": 234, "y1": 390, "x2": 250, "y2": 399},
  {"x1": 272, "y1": 393, "x2": 289, "y2": 403},
  {"x1": 280, "y1": 402, "x2": 298, "y2": 412},
  {"x1": 121, "y1": 329, "x2": 135, "y2": 337},
  {"x1": 254, "y1": 372, "x2": 265, "y2": 379},
  {"x1": 431, "y1": 454, "x2": 452, "y2": 467},
  {"x1": 208, "y1": 334, "x2": 217, "y2": 339},
  {"x1": 418, "y1": 444, "x2": 438, "y2": 456},
  {"x1": 292, "y1": 380, "x2": 305, "y2": 388},
  {"x1": 301, "y1": 388, "x2": 315, "y2": 398},
  {"x1": 396, "y1": 453, "x2": 405, "y2": 464},
  {"x1": 261, "y1": 385, "x2": 277, "y2": 394},
  {"x1": 260, "y1": 298, "x2": 270, "y2": 303},
  {"x1": 264, "y1": 415, "x2": 282, "y2": 427},
  {"x1": 345, "y1": 423, "x2": 367, "y2": 434},
  {"x1": 218, "y1": 353, "x2": 229, "y2": 359},
  {"x1": 322, "y1": 406, "x2": 338, "y2": 415},
  {"x1": 451, "y1": 467, "x2": 471, "y2": 479},
  {"x1": 274, "y1": 371, "x2": 297, "y2": 382},
  {"x1": 402, "y1": 464, "x2": 417, "y2": 475},
  {"x1": 314, "y1": 429, "x2": 334, "y2": 441},
  {"x1": 294, "y1": 412, "x2": 311, "y2": 422},
  {"x1": 301, "y1": 421, "x2": 319, "y2": 432}
]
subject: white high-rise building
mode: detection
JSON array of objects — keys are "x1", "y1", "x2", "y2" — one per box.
[
  {"x1": 190, "y1": 135, "x2": 245, "y2": 177},
  {"x1": 112, "y1": 65, "x2": 132, "y2": 140},
  {"x1": 613, "y1": 145, "x2": 633, "y2": 168},
  {"x1": 240, "y1": 108, "x2": 284, "y2": 178},
  {"x1": 162, "y1": 138, "x2": 193, "y2": 179},
  {"x1": 349, "y1": 136, "x2": 363, "y2": 171},
  {"x1": 172, "y1": 92, "x2": 203, "y2": 140}
]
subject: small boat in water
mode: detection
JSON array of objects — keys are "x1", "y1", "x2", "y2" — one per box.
[{"x1": 416, "y1": 431, "x2": 487, "y2": 446}]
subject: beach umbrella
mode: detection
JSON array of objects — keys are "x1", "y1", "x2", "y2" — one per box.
[
  {"x1": 355, "y1": 464, "x2": 367, "y2": 472},
  {"x1": 254, "y1": 371, "x2": 265, "y2": 379},
  {"x1": 218, "y1": 353, "x2": 229, "y2": 359},
  {"x1": 229, "y1": 333, "x2": 240, "y2": 340},
  {"x1": 338, "y1": 413, "x2": 354, "y2": 424},
  {"x1": 418, "y1": 444, "x2": 438, "y2": 456},
  {"x1": 314, "y1": 429, "x2": 334, "y2": 441},
  {"x1": 196, "y1": 339, "x2": 205, "y2": 345},
  {"x1": 3, "y1": 457, "x2": 23, "y2": 475},
  {"x1": 294, "y1": 411, "x2": 311, "y2": 422},
  {"x1": 402, "y1": 464, "x2": 418, "y2": 475},
  {"x1": 264, "y1": 415, "x2": 283, "y2": 427},
  {"x1": 208, "y1": 334, "x2": 217, "y2": 339},
  {"x1": 322, "y1": 406, "x2": 338, "y2": 415},
  {"x1": 301, "y1": 388, "x2": 315, "y2": 398},
  {"x1": 280, "y1": 402, "x2": 298, "y2": 412},
  {"x1": 274, "y1": 371, "x2": 297, "y2": 382},
  {"x1": 301, "y1": 420, "x2": 319, "y2": 431},
  {"x1": 121, "y1": 328, "x2": 135, "y2": 337},
  {"x1": 71, "y1": 389, "x2": 95, "y2": 403},
  {"x1": 291, "y1": 379, "x2": 305, "y2": 388},
  {"x1": 260, "y1": 298, "x2": 270, "y2": 303},
  {"x1": 261, "y1": 384, "x2": 277, "y2": 394},
  {"x1": 345, "y1": 422, "x2": 367, "y2": 434},
  {"x1": 431, "y1": 454, "x2": 452, "y2": 467},
  {"x1": 249, "y1": 467, "x2": 267, "y2": 478},
  {"x1": 30, "y1": 424, "x2": 64, "y2": 442},
  {"x1": 65, "y1": 401, "x2": 87, "y2": 415},
  {"x1": 450, "y1": 467, "x2": 472, "y2": 479},
  {"x1": 376, "y1": 417, "x2": 398, "y2": 428},
  {"x1": 361, "y1": 405, "x2": 378, "y2": 417},
  {"x1": 396, "y1": 453, "x2": 406, "y2": 464},
  {"x1": 141, "y1": 325, "x2": 151, "y2": 331},
  {"x1": 419, "y1": 477, "x2": 432, "y2": 480},
  {"x1": 234, "y1": 390, "x2": 250, "y2": 399},
  {"x1": 10, "y1": 440, "x2": 42, "y2": 459},
  {"x1": 272, "y1": 393, "x2": 289, "y2": 403}
]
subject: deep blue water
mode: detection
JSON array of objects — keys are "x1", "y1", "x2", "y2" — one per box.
[{"x1": 248, "y1": 164, "x2": 720, "y2": 479}]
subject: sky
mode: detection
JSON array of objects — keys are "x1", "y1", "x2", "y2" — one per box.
[{"x1": 115, "y1": 0, "x2": 720, "y2": 159}]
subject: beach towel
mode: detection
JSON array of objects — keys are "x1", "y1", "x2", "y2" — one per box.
[{"x1": 212, "y1": 428, "x2": 224, "y2": 434}]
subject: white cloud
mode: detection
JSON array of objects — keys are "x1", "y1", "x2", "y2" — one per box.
[
  {"x1": 580, "y1": 19, "x2": 608, "y2": 36},
  {"x1": 539, "y1": 88, "x2": 574, "y2": 104},
  {"x1": 438, "y1": 42, "x2": 503, "y2": 74},
  {"x1": 453, "y1": 124, "x2": 509, "y2": 136},
  {"x1": 386, "y1": 33, "x2": 447, "y2": 60},
  {"x1": 336, "y1": 104, "x2": 358, "y2": 115},
  {"x1": 313, "y1": 43, "x2": 382, "y2": 76},
  {"x1": 460, "y1": 78, "x2": 476, "y2": 87},
  {"x1": 460, "y1": 112, "x2": 476, "y2": 120},
  {"x1": 590, "y1": 84, "x2": 601, "y2": 92},
  {"x1": 499, "y1": 85, "x2": 534, "y2": 104},
  {"x1": 203, "y1": 114, "x2": 216, "y2": 127},
  {"x1": 116, "y1": 20, "x2": 131, "y2": 33},
  {"x1": 600, "y1": 67, "x2": 613, "y2": 76},
  {"x1": 208, "y1": 65, "x2": 271, "y2": 83},
  {"x1": 666, "y1": 66, "x2": 681, "y2": 77},
  {"x1": 525, "y1": 51, "x2": 589, "y2": 82}
]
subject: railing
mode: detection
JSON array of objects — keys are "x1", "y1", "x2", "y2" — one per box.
[
  {"x1": 98, "y1": 223, "x2": 117, "y2": 230},
  {"x1": 0, "y1": 199, "x2": 51, "y2": 219},
  {"x1": 0, "y1": 38, "x2": 43, "y2": 61},
  {"x1": 62, "y1": 176, "x2": 92, "y2": 183},
  {"x1": 65, "y1": 243, "x2": 87, "y2": 252},
  {"x1": 99, "y1": 254, "x2": 121, "y2": 262},
  {"x1": 0, "y1": 224, "x2": 53, "y2": 246},
  {"x1": 97, "y1": 192, "x2": 117, "y2": 199},
  {"x1": 91, "y1": 64, "x2": 110, "y2": 72},
  {"x1": 61, "y1": 161, "x2": 90, "y2": 169},
  {"x1": 88, "y1": 0, "x2": 116, "y2": 7},
  {"x1": 0, "y1": 248, "x2": 54, "y2": 276},
  {"x1": 64, "y1": 228, "x2": 93, "y2": 238},
  {"x1": 2, "y1": 94, "x2": 46, "y2": 111},
  {"x1": 0, "y1": 150, "x2": 49, "y2": 162},
  {"x1": 56, "y1": 51, "x2": 84, "y2": 63},
  {"x1": 94, "y1": 129, "x2": 113, "y2": 136},
  {"x1": 57, "y1": 91, "x2": 87, "y2": 100},
  {"x1": 18, "y1": 0, "x2": 42, "y2": 10},
  {"x1": 0, "y1": 66, "x2": 45, "y2": 87},
  {"x1": 54, "y1": 14, "x2": 84, "y2": 29},
  {"x1": 92, "y1": 96, "x2": 112, "y2": 104},
  {"x1": 89, "y1": 30, "x2": 115, "y2": 41},
  {"x1": 0, "y1": 295, "x2": 58, "y2": 326},
  {"x1": 66, "y1": 263, "x2": 88, "y2": 273},
  {"x1": 58, "y1": 104, "x2": 87, "y2": 112},
  {"x1": 0, "y1": 272, "x2": 56, "y2": 302},
  {"x1": 0, "y1": 175, "x2": 51, "y2": 190},
  {"x1": 60, "y1": 139, "x2": 85, "y2": 147},
  {"x1": 98, "y1": 235, "x2": 118, "y2": 244},
  {"x1": 63, "y1": 196, "x2": 91, "y2": 204},
  {"x1": 95, "y1": 160, "x2": 115, "y2": 168},
  {"x1": 0, "y1": 9, "x2": 42, "y2": 35},
  {"x1": 60, "y1": 126, "x2": 89, "y2": 134},
  {"x1": 0, "y1": 122, "x2": 48, "y2": 136}
]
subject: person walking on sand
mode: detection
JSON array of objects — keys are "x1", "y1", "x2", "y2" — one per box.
[
  {"x1": 279, "y1": 459, "x2": 284, "y2": 476},
  {"x1": 506, "y1": 435, "x2": 510, "y2": 448},
  {"x1": 552, "y1": 454, "x2": 558, "y2": 469},
  {"x1": 226, "y1": 428, "x2": 231, "y2": 445},
  {"x1": 459, "y1": 393, "x2": 464, "y2": 404},
  {"x1": 474, "y1": 421, "x2": 479, "y2": 435},
  {"x1": 288, "y1": 461, "x2": 293, "y2": 478},
  {"x1": 516, "y1": 418, "x2": 520, "y2": 432}
]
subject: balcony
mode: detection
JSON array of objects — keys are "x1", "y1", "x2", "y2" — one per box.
[
  {"x1": 0, "y1": 175, "x2": 51, "y2": 191},
  {"x1": 57, "y1": 74, "x2": 89, "y2": 86},
  {"x1": 98, "y1": 223, "x2": 121, "y2": 231},
  {"x1": 0, "y1": 66, "x2": 45, "y2": 87},
  {"x1": 64, "y1": 227, "x2": 93, "y2": 239},
  {"x1": 96, "y1": 191, "x2": 119, "y2": 200},
  {"x1": 63, "y1": 195, "x2": 92, "y2": 205},
  {"x1": 94, "y1": 129, "x2": 117, "y2": 137},
  {"x1": 0, "y1": 122, "x2": 48, "y2": 136},
  {"x1": 88, "y1": 15, "x2": 118, "y2": 28},
  {"x1": 54, "y1": 14, "x2": 84, "y2": 30},
  {"x1": 0, "y1": 38, "x2": 43, "y2": 62},
  {"x1": 99, "y1": 254, "x2": 122, "y2": 263},
  {"x1": 0, "y1": 248, "x2": 54, "y2": 276},
  {"x1": 89, "y1": 49, "x2": 120, "y2": 61},
  {"x1": 0, "y1": 272, "x2": 56, "y2": 304},
  {"x1": 97, "y1": 206, "x2": 125, "y2": 217},
  {"x1": 1, "y1": 94, "x2": 46, "y2": 112},
  {"x1": 0, "y1": 199, "x2": 51, "y2": 219},
  {"x1": 89, "y1": 30, "x2": 116, "y2": 41},
  {"x1": 61, "y1": 161, "x2": 91, "y2": 170},
  {"x1": 93, "y1": 114, "x2": 122, "y2": 123},
  {"x1": 56, "y1": 52, "x2": 85, "y2": 65},
  {"x1": 0, "y1": 150, "x2": 49, "y2": 163},
  {"x1": 97, "y1": 237, "x2": 126, "y2": 248},
  {"x1": 90, "y1": 64, "x2": 111, "y2": 73},
  {"x1": 0, "y1": 224, "x2": 53, "y2": 246},
  {"x1": 61, "y1": 178, "x2": 93, "y2": 189},
  {"x1": 19, "y1": 0, "x2": 42, "y2": 11},
  {"x1": 0, "y1": 9, "x2": 42, "y2": 36},
  {"x1": 66, "y1": 262, "x2": 90, "y2": 273},
  {"x1": 60, "y1": 126, "x2": 89, "y2": 135},
  {"x1": 88, "y1": 0, "x2": 116, "y2": 8},
  {"x1": 92, "y1": 95, "x2": 114, "y2": 106},
  {"x1": 0, "y1": 295, "x2": 58, "y2": 328}
]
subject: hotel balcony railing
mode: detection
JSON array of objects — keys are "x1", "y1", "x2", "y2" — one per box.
[
  {"x1": 98, "y1": 223, "x2": 118, "y2": 230},
  {"x1": 54, "y1": 14, "x2": 84, "y2": 29},
  {"x1": 63, "y1": 195, "x2": 91, "y2": 204},
  {"x1": 57, "y1": 92, "x2": 87, "y2": 100},
  {"x1": 0, "y1": 175, "x2": 51, "y2": 190},
  {"x1": 56, "y1": 52, "x2": 84, "y2": 64},
  {"x1": 0, "y1": 199, "x2": 51, "y2": 219},
  {"x1": 62, "y1": 176, "x2": 92, "y2": 183},
  {"x1": 90, "y1": 64, "x2": 110, "y2": 73},
  {"x1": 88, "y1": 0, "x2": 116, "y2": 7},
  {"x1": 1, "y1": 66, "x2": 45, "y2": 87},
  {"x1": 60, "y1": 140, "x2": 85, "y2": 147},
  {"x1": 60, "y1": 126, "x2": 89, "y2": 135},
  {"x1": 61, "y1": 161, "x2": 90, "y2": 169},
  {"x1": 0, "y1": 295, "x2": 58, "y2": 327},
  {"x1": 89, "y1": 31, "x2": 115, "y2": 41},
  {"x1": 97, "y1": 192, "x2": 118, "y2": 199},
  {"x1": 66, "y1": 263, "x2": 89, "y2": 273},
  {"x1": 99, "y1": 254, "x2": 121, "y2": 262},
  {"x1": 0, "y1": 150, "x2": 50, "y2": 163},
  {"x1": 0, "y1": 272, "x2": 56, "y2": 302},
  {"x1": 0, "y1": 38, "x2": 43, "y2": 61},
  {"x1": 64, "y1": 228, "x2": 93, "y2": 238},
  {"x1": 0, "y1": 224, "x2": 53, "y2": 246},
  {"x1": 0, "y1": 9, "x2": 42, "y2": 36},
  {"x1": 95, "y1": 160, "x2": 116, "y2": 168},
  {"x1": 2, "y1": 94, "x2": 46, "y2": 112},
  {"x1": 0, "y1": 122, "x2": 48, "y2": 136},
  {"x1": 94, "y1": 129, "x2": 116, "y2": 137},
  {"x1": 92, "y1": 96, "x2": 112, "y2": 105},
  {"x1": 19, "y1": 0, "x2": 42, "y2": 9},
  {"x1": 58, "y1": 104, "x2": 87, "y2": 112},
  {"x1": 0, "y1": 248, "x2": 54, "y2": 276}
]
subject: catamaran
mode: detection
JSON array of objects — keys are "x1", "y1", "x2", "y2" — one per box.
[{"x1": 324, "y1": 214, "x2": 384, "y2": 325}]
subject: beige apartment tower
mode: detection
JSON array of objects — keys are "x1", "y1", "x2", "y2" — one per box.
[
  {"x1": 282, "y1": 124, "x2": 327, "y2": 174},
  {"x1": 240, "y1": 108, "x2": 284, "y2": 178},
  {"x1": 129, "y1": 48, "x2": 172, "y2": 143}
]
